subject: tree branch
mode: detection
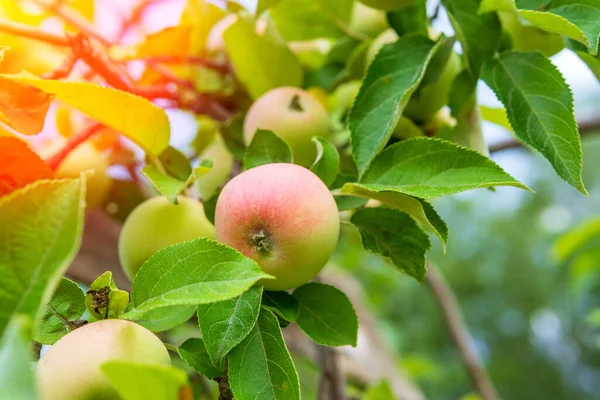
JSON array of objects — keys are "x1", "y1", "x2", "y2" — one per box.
[
  {"x1": 316, "y1": 344, "x2": 347, "y2": 400},
  {"x1": 0, "y1": 18, "x2": 69, "y2": 46},
  {"x1": 426, "y1": 263, "x2": 499, "y2": 400},
  {"x1": 488, "y1": 117, "x2": 600, "y2": 153},
  {"x1": 45, "y1": 123, "x2": 103, "y2": 170}
]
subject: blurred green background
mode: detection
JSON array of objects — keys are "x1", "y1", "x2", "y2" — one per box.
[{"x1": 332, "y1": 131, "x2": 600, "y2": 399}]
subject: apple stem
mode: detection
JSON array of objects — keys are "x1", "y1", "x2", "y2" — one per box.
[
  {"x1": 250, "y1": 229, "x2": 272, "y2": 254},
  {"x1": 289, "y1": 95, "x2": 304, "y2": 112}
]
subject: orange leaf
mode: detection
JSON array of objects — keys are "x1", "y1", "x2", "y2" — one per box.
[
  {"x1": 0, "y1": 77, "x2": 51, "y2": 135},
  {"x1": 0, "y1": 136, "x2": 53, "y2": 196},
  {"x1": 136, "y1": 26, "x2": 192, "y2": 58}
]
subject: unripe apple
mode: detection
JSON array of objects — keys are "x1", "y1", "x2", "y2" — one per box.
[
  {"x1": 36, "y1": 319, "x2": 170, "y2": 400},
  {"x1": 243, "y1": 87, "x2": 330, "y2": 167},
  {"x1": 119, "y1": 196, "x2": 215, "y2": 280},
  {"x1": 215, "y1": 163, "x2": 340, "y2": 291},
  {"x1": 358, "y1": 0, "x2": 413, "y2": 10},
  {"x1": 365, "y1": 28, "x2": 398, "y2": 69},
  {"x1": 54, "y1": 142, "x2": 112, "y2": 209},
  {"x1": 350, "y1": 2, "x2": 388, "y2": 38},
  {"x1": 205, "y1": 14, "x2": 237, "y2": 55},
  {"x1": 196, "y1": 134, "x2": 234, "y2": 200}
]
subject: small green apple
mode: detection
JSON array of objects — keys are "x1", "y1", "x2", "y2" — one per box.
[
  {"x1": 196, "y1": 134, "x2": 234, "y2": 200},
  {"x1": 215, "y1": 163, "x2": 339, "y2": 290},
  {"x1": 36, "y1": 319, "x2": 170, "y2": 400},
  {"x1": 243, "y1": 87, "x2": 330, "y2": 167},
  {"x1": 349, "y1": 2, "x2": 388, "y2": 38},
  {"x1": 118, "y1": 196, "x2": 215, "y2": 280}
]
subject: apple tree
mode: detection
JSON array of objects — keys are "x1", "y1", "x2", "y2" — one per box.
[{"x1": 0, "y1": 0, "x2": 597, "y2": 399}]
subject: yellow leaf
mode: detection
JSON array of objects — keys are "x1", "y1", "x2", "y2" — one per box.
[
  {"x1": 1, "y1": 72, "x2": 170, "y2": 155},
  {"x1": 181, "y1": 0, "x2": 227, "y2": 53},
  {"x1": 136, "y1": 26, "x2": 193, "y2": 58}
]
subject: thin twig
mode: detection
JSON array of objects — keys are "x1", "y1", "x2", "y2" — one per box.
[
  {"x1": 46, "y1": 123, "x2": 103, "y2": 170},
  {"x1": 0, "y1": 18, "x2": 69, "y2": 46},
  {"x1": 426, "y1": 262, "x2": 499, "y2": 400},
  {"x1": 140, "y1": 55, "x2": 230, "y2": 74},
  {"x1": 214, "y1": 370, "x2": 234, "y2": 400},
  {"x1": 316, "y1": 344, "x2": 347, "y2": 400},
  {"x1": 42, "y1": 53, "x2": 78, "y2": 79}
]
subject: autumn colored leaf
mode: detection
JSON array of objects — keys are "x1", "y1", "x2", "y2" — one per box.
[
  {"x1": 0, "y1": 72, "x2": 170, "y2": 155},
  {"x1": 0, "y1": 137, "x2": 53, "y2": 197},
  {"x1": 135, "y1": 26, "x2": 192, "y2": 58},
  {"x1": 180, "y1": 0, "x2": 227, "y2": 53},
  {"x1": 0, "y1": 77, "x2": 52, "y2": 135}
]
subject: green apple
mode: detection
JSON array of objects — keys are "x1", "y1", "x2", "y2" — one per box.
[
  {"x1": 36, "y1": 319, "x2": 170, "y2": 400},
  {"x1": 365, "y1": 28, "x2": 398, "y2": 69},
  {"x1": 215, "y1": 163, "x2": 339, "y2": 290},
  {"x1": 54, "y1": 142, "x2": 112, "y2": 209},
  {"x1": 350, "y1": 2, "x2": 388, "y2": 38},
  {"x1": 243, "y1": 87, "x2": 330, "y2": 167},
  {"x1": 196, "y1": 134, "x2": 234, "y2": 200},
  {"x1": 403, "y1": 50, "x2": 462, "y2": 123},
  {"x1": 358, "y1": 0, "x2": 413, "y2": 11},
  {"x1": 118, "y1": 196, "x2": 215, "y2": 280}
]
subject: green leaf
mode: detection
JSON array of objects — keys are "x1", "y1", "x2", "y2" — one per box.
[
  {"x1": 228, "y1": 309, "x2": 300, "y2": 400},
  {"x1": 481, "y1": 51, "x2": 586, "y2": 194},
  {"x1": 243, "y1": 129, "x2": 292, "y2": 171},
  {"x1": 121, "y1": 305, "x2": 196, "y2": 332},
  {"x1": 387, "y1": 1, "x2": 428, "y2": 36},
  {"x1": 197, "y1": 286, "x2": 263, "y2": 366},
  {"x1": 85, "y1": 271, "x2": 130, "y2": 320},
  {"x1": 351, "y1": 208, "x2": 431, "y2": 282},
  {"x1": 262, "y1": 290, "x2": 300, "y2": 322},
  {"x1": 270, "y1": 0, "x2": 354, "y2": 40},
  {"x1": 0, "y1": 178, "x2": 85, "y2": 336},
  {"x1": 158, "y1": 146, "x2": 193, "y2": 181},
  {"x1": 480, "y1": 0, "x2": 600, "y2": 54},
  {"x1": 125, "y1": 238, "x2": 272, "y2": 317},
  {"x1": 570, "y1": 43, "x2": 600, "y2": 81},
  {"x1": 178, "y1": 338, "x2": 224, "y2": 379},
  {"x1": 341, "y1": 183, "x2": 448, "y2": 244},
  {"x1": 0, "y1": 315, "x2": 36, "y2": 400},
  {"x1": 362, "y1": 379, "x2": 395, "y2": 400},
  {"x1": 310, "y1": 137, "x2": 340, "y2": 187},
  {"x1": 480, "y1": 105, "x2": 512, "y2": 132},
  {"x1": 444, "y1": 0, "x2": 501, "y2": 75},
  {"x1": 359, "y1": 137, "x2": 530, "y2": 198},
  {"x1": 349, "y1": 34, "x2": 441, "y2": 176},
  {"x1": 141, "y1": 165, "x2": 185, "y2": 204},
  {"x1": 257, "y1": 0, "x2": 283, "y2": 15},
  {"x1": 551, "y1": 217, "x2": 600, "y2": 261},
  {"x1": 293, "y1": 282, "x2": 358, "y2": 347},
  {"x1": 101, "y1": 361, "x2": 188, "y2": 400},
  {"x1": 224, "y1": 16, "x2": 302, "y2": 99},
  {"x1": 33, "y1": 278, "x2": 85, "y2": 345},
  {"x1": 221, "y1": 115, "x2": 246, "y2": 160},
  {"x1": 203, "y1": 189, "x2": 220, "y2": 225},
  {"x1": 334, "y1": 194, "x2": 369, "y2": 211}
]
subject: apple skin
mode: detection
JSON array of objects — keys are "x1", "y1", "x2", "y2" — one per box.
[
  {"x1": 350, "y1": 2, "x2": 388, "y2": 38},
  {"x1": 196, "y1": 134, "x2": 234, "y2": 200},
  {"x1": 243, "y1": 87, "x2": 330, "y2": 167},
  {"x1": 55, "y1": 142, "x2": 112, "y2": 209},
  {"x1": 358, "y1": 0, "x2": 413, "y2": 10},
  {"x1": 215, "y1": 163, "x2": 339, "y2": 291},
  {"x1": 365, "y1": 28, "x2": 398, "y2": 69},
  {"x1": 36, "y1": 319, "x2": 170, "y2": 400},
  {"x1": 119, "y1": 196, "x2": 215, "y2": 280}
]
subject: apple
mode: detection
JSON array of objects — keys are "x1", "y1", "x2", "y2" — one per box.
[
  {"x1": 118, "y1": 196, "x2": 215, "y2": 280},
  {"x1": 54, "y1": 142, "x2": 112, "y2": 209},
  {"x1": 196, "y1": 134, "x2": 234, "y2": 200},
  {"x1": 36, "y1": 319, "x2": 170, "y2": 400},
  {"x1": 243, "y1": 87, "x2": 330, "y2": 167},
  {"x1": 365, "y1": 28, "x2": 398, "y2": 69},
  {"x1": 215, "y1": 163, "x2": 339, "y2": 290},
  {"x1": 358, "y1": 0, "x2": 413, "y2": 11},
  {"x1": 205, "y1": 14, "x2": 237, "y2": 55},
  {"x1": 350, "y1": 2, "x2": 388, "y2": 38}
]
